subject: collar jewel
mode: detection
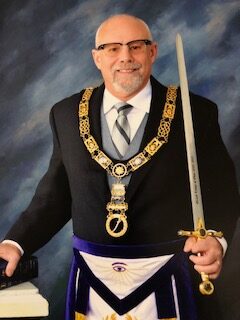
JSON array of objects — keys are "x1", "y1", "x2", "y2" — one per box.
[{"x1": 78, "y1": 85, "x2": 177, "y2": 238}]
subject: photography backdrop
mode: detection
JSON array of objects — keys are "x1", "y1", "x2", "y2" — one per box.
[{"x1": 0, "y1": 0, "x2": 239, "y2": 318}]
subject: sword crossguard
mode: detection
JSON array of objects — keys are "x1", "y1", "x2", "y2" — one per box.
[
  {"x1": 178, "y1": 218, "x2": 223, "y2": 239},
  {"x1": 178, "y1": 228, "x2": 223, "y2": 239}
]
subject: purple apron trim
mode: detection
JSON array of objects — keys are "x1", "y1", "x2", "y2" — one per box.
[
  {"x1": 65, "y1": 258, "x2": 78, "y2": 320},
  {"x1": 155, "y1": 278, "x2": 176, "y2": 318},
  {"x1": 72, "y1": 235, "x2": 185, "y2": 258}
]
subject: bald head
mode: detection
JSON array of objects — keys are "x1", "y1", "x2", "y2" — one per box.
[
  {"x1": 92, "y1": 14, "x2": 157, "y2": 100},
  {"x1": 95, "y1": 14, "x2": 153, "y2": 48}
]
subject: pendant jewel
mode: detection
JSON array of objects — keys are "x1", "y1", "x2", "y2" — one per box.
[
  {"x1": 106, "y1": 183, "x2": 128, "y2": 237},
  {"x1": 106, "y1": 212, "x2": 128, "y2": 238},
  {"x1": 105, "y1": 213, "x2": 128, "y2": 238}
]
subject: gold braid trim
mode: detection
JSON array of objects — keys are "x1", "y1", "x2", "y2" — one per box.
[
  {"x1": 75, "y1": 312, "x2": 86, "y2": 320},
  {"x1": 102, "y1": 314, "x2": 139, "y2": 320}
]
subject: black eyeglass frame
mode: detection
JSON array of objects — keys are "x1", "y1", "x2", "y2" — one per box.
[{"x1": 96, "y1": 39, "x2": 152, "y2": 51}]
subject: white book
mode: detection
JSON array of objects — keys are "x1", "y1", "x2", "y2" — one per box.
[
  {"x1": 0, "y1": 282, "x2": 49, "y2": 318},
  {"x1": 0, "y1": 281, "x2": 39, "y2": 296}
]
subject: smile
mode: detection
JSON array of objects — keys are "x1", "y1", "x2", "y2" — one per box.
[{"x1": 117, "y1": 68, "x2": 138, "y2": 73}]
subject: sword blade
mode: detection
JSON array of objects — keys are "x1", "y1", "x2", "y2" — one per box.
[{"x1": 176, "y1": 34, "x2": 205, "y2": 230}]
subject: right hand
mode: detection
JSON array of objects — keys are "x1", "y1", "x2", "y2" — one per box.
[{"x1": 0, "y1": 243, "x2": 21, "y2": 277}]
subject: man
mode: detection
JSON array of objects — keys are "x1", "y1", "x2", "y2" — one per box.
[{"x1": 0, "y1": 14, "x2": 239, "y2": 319}]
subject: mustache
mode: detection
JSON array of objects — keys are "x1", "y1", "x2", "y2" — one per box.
[{"x1": 113, "y1": 63, "x2": 142, "y2": 71}]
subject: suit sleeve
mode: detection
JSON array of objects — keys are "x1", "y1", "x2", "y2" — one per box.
[
  {"x1": 5, "y1": 108, "x2": 72, "y2": 255},
  {"x1": 195, "y1": 99, "x2": 240, "y2": 242}
]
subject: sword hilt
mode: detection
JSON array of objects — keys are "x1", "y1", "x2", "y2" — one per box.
[
  {"x1": 178, "y1": 217, "x2": 223, "y2": 239},
  {"x1": 178, "y1": 219, "x2": 223, "y2": 295}
]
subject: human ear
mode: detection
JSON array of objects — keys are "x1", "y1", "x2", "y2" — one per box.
[
  {"x1": 92, "y1": 49, "x2": 102, "y2": 70},
  {"x1": 150, "y1": 42, "x2": 158, "y2": 63}
]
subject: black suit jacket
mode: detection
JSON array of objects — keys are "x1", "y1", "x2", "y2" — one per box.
[{"x1": 6, "y1": 76, "x2": 240, "y2": 255}]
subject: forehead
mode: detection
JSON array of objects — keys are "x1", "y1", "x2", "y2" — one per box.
[{"x1": 96, "y1": 16, "x2": 151, "y2": 45}]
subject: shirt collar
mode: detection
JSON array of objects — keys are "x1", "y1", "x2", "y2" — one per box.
[{"x1": 103, "y1": 80, "x2": 152, "y2": 115}]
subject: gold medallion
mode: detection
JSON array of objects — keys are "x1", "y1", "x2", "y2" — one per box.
[
  {"x1": 105, "y1": 213, "x2": 128, "y2": 238},
  {"x1": 112, "y1": 163, "x2": 128, "y2": 178},
  {"x1": 105, "y1": 184, "x2": 128, "y2": 237}
]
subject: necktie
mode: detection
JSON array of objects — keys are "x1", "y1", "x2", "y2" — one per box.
[{"x1": 112, "y1": 102, "x2": 133, "y2": 158}]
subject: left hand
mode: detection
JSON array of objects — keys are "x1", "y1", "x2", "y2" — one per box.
[{"x1": 183, "y1": 236, "x2": 223, "y2": 279}]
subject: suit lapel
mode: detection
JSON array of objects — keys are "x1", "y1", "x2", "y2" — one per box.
[
  {"x1": 89, "y1": 83, "x2": 105, "y2": 149},
  {"x1": 87, "y1": 83, "x2": 111, "y2": 203},
  {"x1": 126, "y1": 77, "x2": 169, "y2": 202}
]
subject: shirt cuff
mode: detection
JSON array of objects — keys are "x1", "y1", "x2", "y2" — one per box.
[
  {"x1": 208, "y1": 231, "x2": 227, "y2": 257},
  {"x1": 2, "y1": 240, "x2": 24, "y2": 256},
  {"x1": 216, "y1": 236, "x2": 228, "y2": 257}
]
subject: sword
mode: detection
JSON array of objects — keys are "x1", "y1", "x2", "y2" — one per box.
[{"x1": 175, "y1": 34, "x2": 223, "y2": 295}]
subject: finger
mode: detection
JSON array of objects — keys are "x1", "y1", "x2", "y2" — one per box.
[
  {"x1": 193, "y1": 260, "x2": 222, "y2": 279},
  {"x1": 195, "y1": 236, "x2": 222, "y2": 253},
  {"x1": 198, "y1": 269, "x2": 220, "y2": 280},
  {"x1": 207, "y1": 270, "x2": 221, "y2": 280},
  {"x1": 5, "y1": 258, "x2": 20, "y2": 277},
  {"x1": 189, "y1": 253, "x2": 216, "y2": 266},
  {"x1": 189, "y1": 238, "x2": 210, "y2": 254},
  {"x1": 0, "y1": 244, "x2": 21, "y2": 277},
  {"x1": 183, "y1": 237, "x2": 197, "y2": 252}
]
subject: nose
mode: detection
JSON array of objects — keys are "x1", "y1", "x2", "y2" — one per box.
[{"x1": 118, "y1": 45, "x2": 134, "y2": 62}]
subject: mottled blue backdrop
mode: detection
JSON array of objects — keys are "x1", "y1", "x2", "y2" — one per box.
[{"x1": 0, "y1": 0, "x2": 239, "y2": 318}]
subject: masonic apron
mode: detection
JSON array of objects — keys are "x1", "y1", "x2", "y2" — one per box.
[{"x1": 66, "y1": 237, "x2": 198, "y2": 320}]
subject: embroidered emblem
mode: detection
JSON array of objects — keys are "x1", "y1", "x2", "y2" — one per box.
[
  {"x1": 103, "y1": 314, "x2": 117, "y2": 320},
  {"x1": 125, "y1": 314, "x2": 139, "y2": 320},
  {"x1": 112, "y1": 262, "x2": 127, "y2": 272},
  {"x1": 125, "y1": 314, "x2": 138, "y2": 320}
]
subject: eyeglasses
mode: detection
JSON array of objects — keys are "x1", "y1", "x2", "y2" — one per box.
[{"x1": 96, "y1": 39, "x2": 152, "y2": 57}]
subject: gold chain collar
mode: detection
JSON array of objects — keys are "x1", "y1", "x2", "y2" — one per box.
[
  {"x1": 78, "y1": 85, "x2": 177, "y2": 238},
  {"x1": 79, "y1": 85, "x2": 177, "y2": 179}
]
